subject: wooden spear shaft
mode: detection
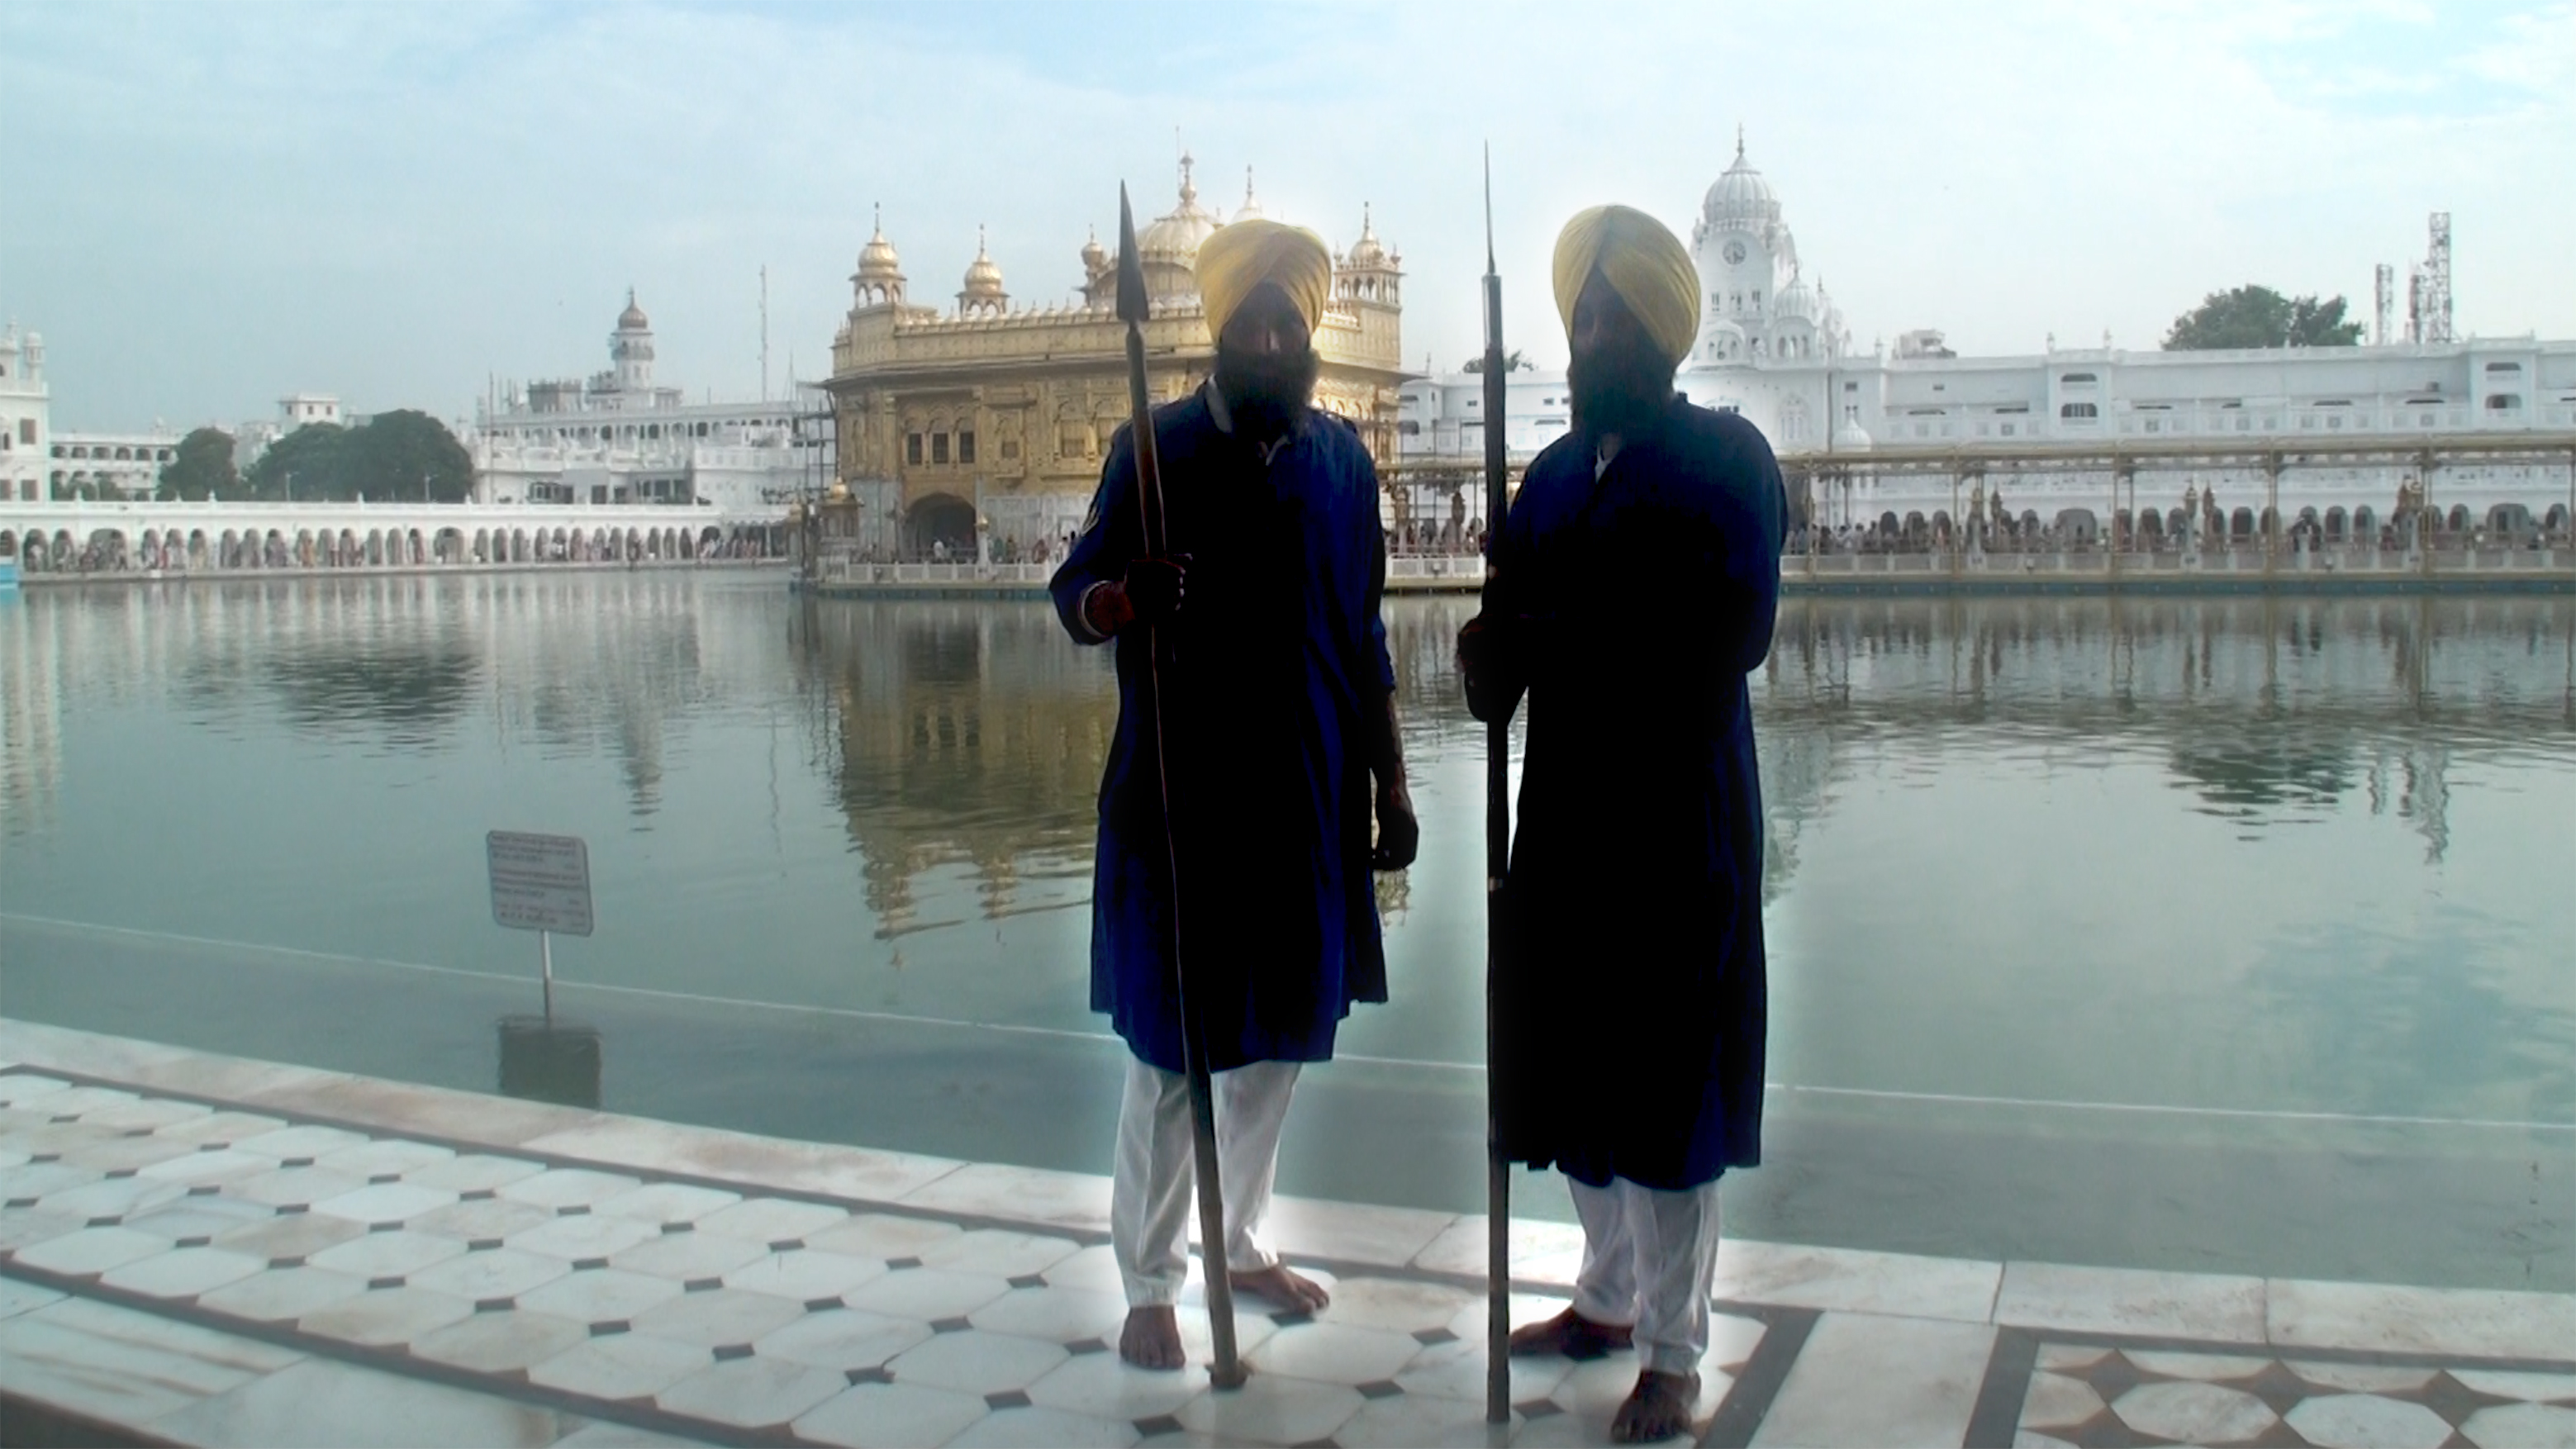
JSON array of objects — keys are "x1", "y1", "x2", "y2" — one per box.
[
  {"x1": 1115, "y1": 183, "x2": 1248, "y2": 1390},
  {"x1": 1480, "y1": 146, "x2": 1514, "y2": 1428}
]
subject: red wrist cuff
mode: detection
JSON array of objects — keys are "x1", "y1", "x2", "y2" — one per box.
[{"x1": 1081, "y1": 582, "x2": 1135, "y2": 639}]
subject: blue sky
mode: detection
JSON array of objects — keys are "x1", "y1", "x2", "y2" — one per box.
[{"x1": 7, "y1": 1, "x2": 2571, "y2": 431}]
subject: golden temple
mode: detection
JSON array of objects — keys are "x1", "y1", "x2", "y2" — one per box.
[{"x1": 820, "y1": 159, "x2": 1405, "y2": 560}]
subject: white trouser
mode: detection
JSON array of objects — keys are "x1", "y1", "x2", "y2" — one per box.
[
  {"x1": 1111, "y1": 1055, "x2": 1303, "y2": 1308},
  {"x1": 1569, "y1": 1176, "x2": 1724, "y2": 1375}
]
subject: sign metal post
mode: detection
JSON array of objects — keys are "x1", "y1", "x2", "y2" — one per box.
[{"x1": 487, "y1": 831, "x2": 593, "y2": 1020}]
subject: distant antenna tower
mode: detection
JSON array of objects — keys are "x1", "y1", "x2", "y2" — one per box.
[
  {"x1": 2373, "y1": 264, "x2": 2394, "y2": 346},
  {"x1": 2419, "y1": 211, "x2": 2452, "y2": 344},
  {"x1": 760, "y1": 264, "x2": 771, "y2": 402}
]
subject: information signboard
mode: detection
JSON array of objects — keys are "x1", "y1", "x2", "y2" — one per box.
[{"x1": 486, "y1": 831, "x2": 593, "y2": 937}]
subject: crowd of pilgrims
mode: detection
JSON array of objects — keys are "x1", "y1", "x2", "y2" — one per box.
[{"x1": 1792, "y1": 511, "x2": 2565, "y2": 556}]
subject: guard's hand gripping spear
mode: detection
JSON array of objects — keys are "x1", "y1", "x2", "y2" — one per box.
[{"x1": 1115, "y1": 183, "x2": 1248, "y2": 1390}]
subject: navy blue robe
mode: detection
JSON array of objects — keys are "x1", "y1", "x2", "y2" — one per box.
[
  {"x1": 1474, "y1": 397, "x2": 1785, "y2": 1190},
  {"x1": 1050, "y1": 384, "x2": 1395, "y2": 1075}
]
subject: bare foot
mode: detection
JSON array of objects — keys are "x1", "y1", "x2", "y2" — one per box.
[
  {"x1": 1230, "y1": 1263, "x2": 1329, "y2": 1314},
  {"x1": 1508, "y1": 1305, "x2": 1635, "y2": 1360},
  {"x1": 1119, "y1": 1305, "x2": 1184, "y2": 1371},
  {"x1": 1610, "y1": 1369, "x2": 1699, "y2": 1443}
]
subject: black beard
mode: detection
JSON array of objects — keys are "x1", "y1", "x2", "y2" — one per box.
[
  {"x1": 1214, "y1": 344, "x2": 1319, "y2": 439},
  {"x1": 1569, "y1": 341, "x2": 1674, "y2": 438}
]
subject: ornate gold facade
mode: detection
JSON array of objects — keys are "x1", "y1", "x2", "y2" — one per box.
[{"x1": 822, "y1": 162, "x2": 1406, "y2": 558}]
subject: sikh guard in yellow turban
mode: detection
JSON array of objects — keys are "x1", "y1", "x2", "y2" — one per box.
[
  {"x1": 1458, "y1": 203, "x2": 1786, "y2": 1442},
  {"x1": 1050, "y1": 216, "x2": 1418, "y2": 1371}
]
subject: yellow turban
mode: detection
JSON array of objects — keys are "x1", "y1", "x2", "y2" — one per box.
[
  {"x1": 1552, "y1": 205, "x2": 1700, "y2": 367},
  {"x1": 1196, "y1": 219, "x2": 1331, "y2": 343}
]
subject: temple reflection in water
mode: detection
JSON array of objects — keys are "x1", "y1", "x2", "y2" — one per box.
[
  {"x1": 1756, "y1": 594, "x2": 2573, "y2": 867},
  {"x1": 2, "y1": 579, "x2": 2564, "y2": 929},
  {"x1": 768, "y1": 591, "x2": 2571, "y2": 923},
  {"x1": 788, "y1": 599, "x2": 1116, "y2": 935}
]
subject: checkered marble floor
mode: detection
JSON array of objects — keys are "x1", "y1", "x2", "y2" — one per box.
[
  {"x1": 1, "y1": 1022, "x2": 2569, "y2": 1449},
  {"x1": 2010, "y1": 1342, "x2": 2576, "y2": 1449},
  {"x1": 0, "y1": 1067, "x2": 1769, "y2": 1447}
]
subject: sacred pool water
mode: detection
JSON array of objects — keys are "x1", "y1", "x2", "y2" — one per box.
[{"x1": 2, "y1": 573, "x2": 2568, "y2": 1293}]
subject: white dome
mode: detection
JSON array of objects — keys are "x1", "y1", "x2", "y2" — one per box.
[
  {"x1": 1775, "y1": 274, "x2": 1817, "y2": 322},
  {"x1": 1702, "y1": 130, "x2": 1781, "y2": 230}
]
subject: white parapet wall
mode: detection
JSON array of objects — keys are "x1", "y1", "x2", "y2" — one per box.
[{"x1": 0, "y1": 500, "x2": 787, "y2": 572}]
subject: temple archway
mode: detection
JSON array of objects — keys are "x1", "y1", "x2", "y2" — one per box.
[{"x1": 908, "y1": 493, "x2": 978, "y2": 559}]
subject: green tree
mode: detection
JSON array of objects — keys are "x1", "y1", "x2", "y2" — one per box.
[
  {"x1": 245, "y1": 421, "x2": 350, "y2": 500},
  {"x1": 158, "y1": 427, "x2": 240, "y2": 500},
  {"x1": 242, "y1": 411, "x2": 473, "y2": 502},
  {"x1": 2165, "y1": 285, "x2": 2365, "y2": 350},
  {"x1": 348, "y1": 409, "x2": 474, "y2": 502},
  {"x1": 1462, "y1": 349, "x2": 1531, "y2": 373}
]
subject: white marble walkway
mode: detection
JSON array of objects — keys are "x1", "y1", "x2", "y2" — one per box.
[{"x1": 1, "y1": 1019, "x2": 2569, "y2": 1448}]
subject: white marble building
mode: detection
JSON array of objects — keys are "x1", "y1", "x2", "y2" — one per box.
[
  {"x1": 47, "y1": 430, "x2": 181, "y2": 501},
  {"x1": 1398, "y1": 135, "x2": 2576, "y2": 539},
  {"x1": 472, "y1": 293, "x2": 822, "y2": 520},
  {"x1": 0, "y1": 326, "x2": 48, "y2": 505}
]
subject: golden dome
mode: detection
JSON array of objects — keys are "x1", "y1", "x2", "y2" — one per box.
[
  {"x1": 1346, "y1": 205, "x2": 1389, "y2": 268},
  {"x1": 617, "y1": 287, "x2": 650, "y2": 330},
  {"x1": 856, "y1": 206, "x2": 903, "y2": 282},
  {"x1": 825, "y1": 481, "x2": 852, "y2": 502},
  {"x1": 1233, "y1": 166, "x2": 1264, "y2": 224},
  {"x1": 961, "y1": 226, "x2": 1005, "y2": 302},
  {"x1": 1079, "y1": 226, "x2": 1107, "y2": 272},
  {"x1": 1136, "y1": 154, "x2": 1222, "y2": 292}
]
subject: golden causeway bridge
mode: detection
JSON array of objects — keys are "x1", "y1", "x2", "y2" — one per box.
[{"x1": 0, "y1": 500, "x2": 790, "y2": 577}]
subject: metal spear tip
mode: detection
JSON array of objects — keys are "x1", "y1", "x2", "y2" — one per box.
[{"x1": 1116, "y1": 183, "x2": 1150, "y2": 326}]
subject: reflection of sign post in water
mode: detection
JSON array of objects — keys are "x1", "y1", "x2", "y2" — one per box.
[
  {"x1": 487, "y1": 831, "x2": 601, "y2": 1109},
  {"x1": 487, "y1": 831, "x2": 592, "y2": 1019},
  {"x1": 497, "y1": 1014, "x2": 602, "y2": 1109}
]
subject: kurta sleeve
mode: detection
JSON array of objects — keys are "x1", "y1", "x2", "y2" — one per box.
[
  {"x1": 1048, "y1": 427, "x2": 1142, "y2": 645},
  {"x1": 1359, "y1": 452, "x2": 1396, "y2": 693},
  {"x1": 1461, "y1": 464, "x2": 1541, "y2": 724},
  {"x1": 1706, "y1": 423, "x2": 1787, "y2": 674}
]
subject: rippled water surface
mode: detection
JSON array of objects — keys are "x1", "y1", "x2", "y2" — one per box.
[{"x1": 3, "y1": 573, "x2": 2569, "y2": 1290}]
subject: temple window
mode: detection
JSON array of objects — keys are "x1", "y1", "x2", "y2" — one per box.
[
  {"x1": 905, "y1": 432, "x2": 924, "y2": 465},
  {"x1": 958, "y1": 430, "x2": 977, "y2": 465},
  {"x1": 932, "y1": 433, "x2": 950, "y2": 465}
]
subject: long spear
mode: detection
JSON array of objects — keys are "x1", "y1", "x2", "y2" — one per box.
[
  {"x1": 1115, "y1": 183, "x2": 1248, "y2": 1390},
  {"x1": 1480, "y1": 145, "x2": 1514, "y2": 1428}
]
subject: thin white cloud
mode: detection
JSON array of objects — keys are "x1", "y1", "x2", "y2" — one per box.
[{"x1": 5, "y1": 0, "x2": 2568, "y2": 430}]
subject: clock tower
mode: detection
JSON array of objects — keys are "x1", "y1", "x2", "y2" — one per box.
[{"x1": 1690, "y1": 127, "x2": 1804, "y2": 365}]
